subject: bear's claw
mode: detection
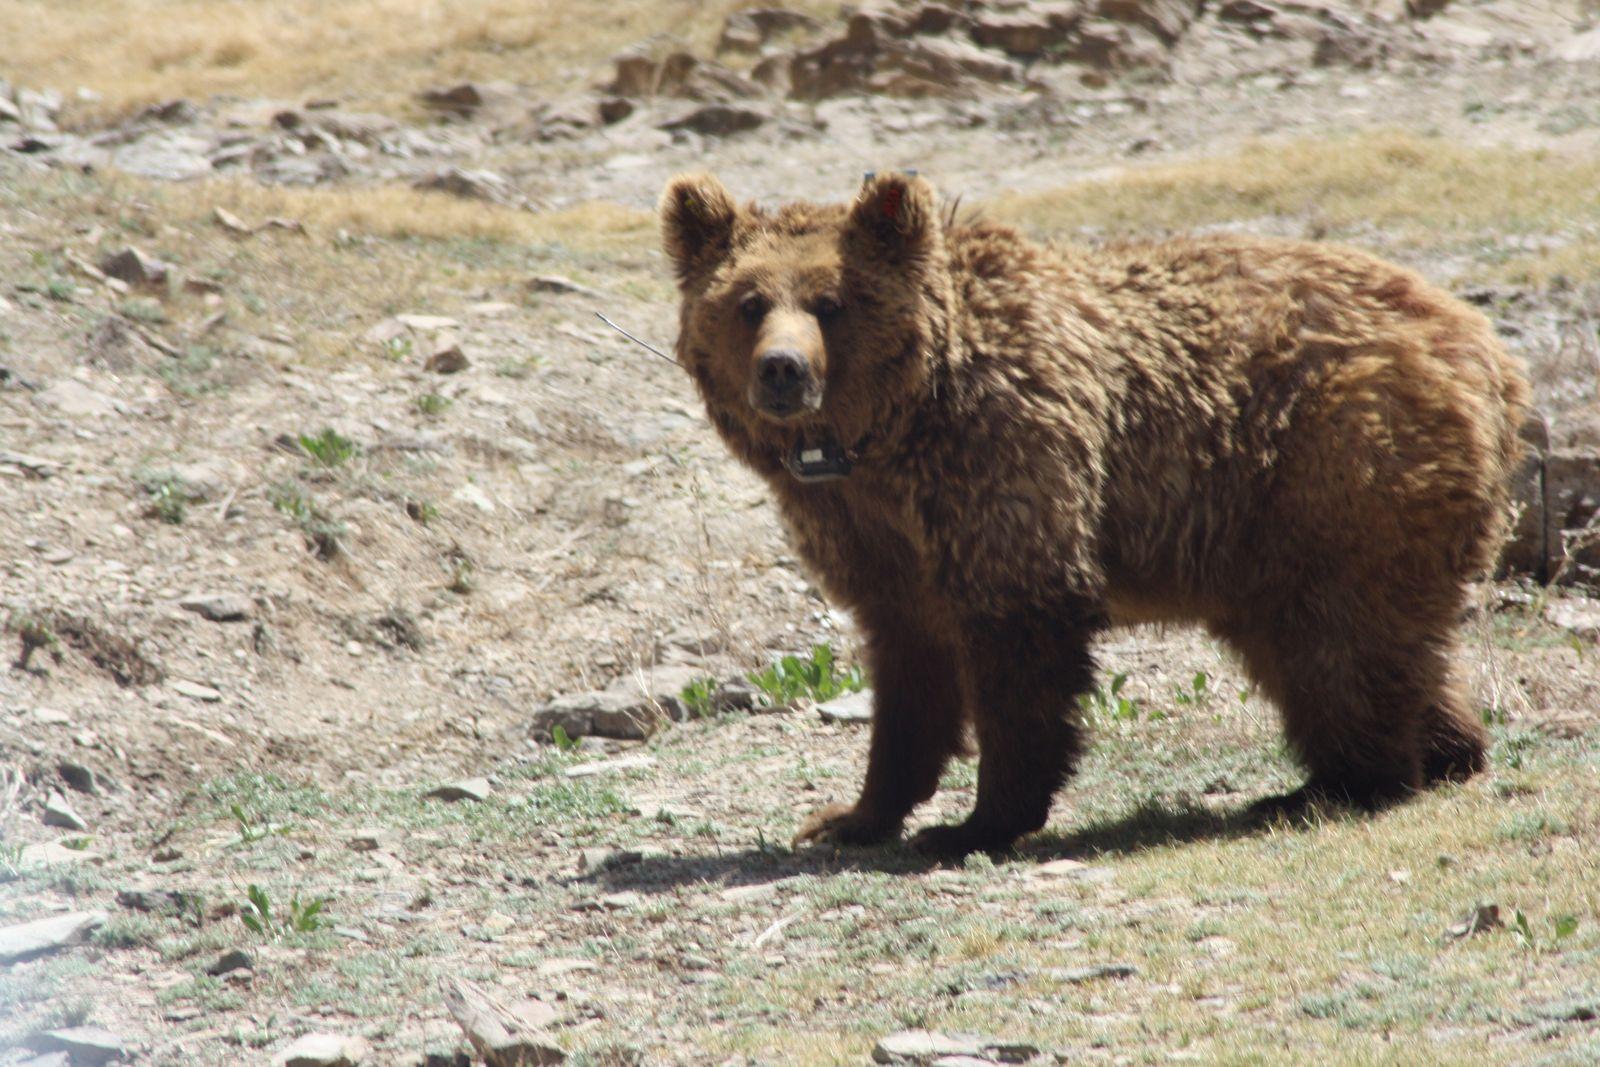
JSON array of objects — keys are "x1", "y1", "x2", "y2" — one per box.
[{"x1": 792, "y1": 803, "x2": 898, "y2": 848}]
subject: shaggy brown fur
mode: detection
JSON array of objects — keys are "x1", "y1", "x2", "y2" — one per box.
[{"x1": 660, "y1": 171, "x2": 1530, "y2": 857}]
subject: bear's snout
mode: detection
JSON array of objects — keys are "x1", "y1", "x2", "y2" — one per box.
[{"x1": 751, "y1": 347, "x2": 821, "y2": 419}]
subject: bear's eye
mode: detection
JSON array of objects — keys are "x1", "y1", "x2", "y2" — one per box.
[
  {"x1": 738, "y1": 293, "x2": 769, "y2": 326},
  {"x1": 813, "y1": 294, "x2": 843, "y2": 321}
]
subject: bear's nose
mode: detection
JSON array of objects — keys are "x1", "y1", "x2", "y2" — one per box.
[{"x1": 756, "y1": 349, "x2": 808, "y2": 393}]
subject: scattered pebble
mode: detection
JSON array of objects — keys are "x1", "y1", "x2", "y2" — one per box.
[
  {"x1": 42, "y1": 791, "x2": 89, "y2": 831},
  {"x1": 1047, "y1": 962, "x2": 1139, "y2": 983},
  {"x1": 179, "y1": 592, "x2": 254, "y2": 622},
  {"x1": 816, "y1": 689, "x2": 872, "y2": 724},
  {"x1": 271, "y1": 1032, "x2": 370, "y2": 1067},
  {"x1": 426, "y1": 777, "x2": 492, "y2": 802},
  {"x1": 206, "y1": 948, "x2": 255, "y2": 976},
  {"x1": 171, "y1": 680, "x2": 223, "y2": 703},
  {"x1": 563, "y1": 755, "x2": 655, "y2": 779}
]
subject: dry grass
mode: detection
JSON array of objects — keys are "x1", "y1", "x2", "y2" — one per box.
[
  {"x1": 990, "y1": 131, "x2": 1600, "y2": 254},
  {"x1": 0, "y1": 0, "x2": 841, "y2": 120},
  {"x1": 193, "y1": 179, "x2": 656, "y2": 252}
]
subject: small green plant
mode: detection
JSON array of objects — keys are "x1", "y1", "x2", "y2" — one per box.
[
  {"x1": 550, "y1": 724, "x2": 580, "y2": 752},
  {"x1": 679, "y1": 676, "x2": 717, "y2": 718},
  {"x1": 1173, "y1": 671, "x2": 1211, "y2": 709},
  {"x1": 446, "y1": 554, "x2": 476, "y2": 594},
  {"x1": 297, "y1": 428, "x2": 358, "y2": 468},
  {"x1": 415, "y1": 392, "x2": 451, "y2": 416},
  {"x1": 240, "y1": 884, "x2": 331, "y2": 938},
  {"x1": 269, "y1": 482, "x2": 346, "y2": 559},
  {"x1": 139, "y1": 472, "x2": 192, "y2": 524},
  {"x1": 7, "y1": 610, "x2": 63, "y2": 671},
  {"x1": 1511, "y1": 909, "x2": 1580, "y2": 952},
  {"x1": 46, "y1": 278, "x2": 75, "y2": 302},
  {"x1": 748, "y1": 643, "x2": 865, "y2": 707},
  {"x1": 118, "y1": 296, "x2": 167, "y2": 322},
  {"x1": 1080, "y1": 672, "x2": 1143, "y2": 722},
  {"x1": 382, "y1": 335, "x2": 414, "y2": 362},
  {"x1": 0, "y1": 841, "x2": 25, "y2": 879},
  {"x1": 230, "y1": 803, "x2": 279, "y2": 844}
]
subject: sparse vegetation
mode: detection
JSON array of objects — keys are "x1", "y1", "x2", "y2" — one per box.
[
  {"x1": 297, "y1": 427, "x2": 358, "y2": 468},
  {"x1": 239, "y1": 883, "x2": 331, "y2": 938},
  {"x1": 269, "y1": 481, "x2": 347, "y2": 558},
  {"x1": 414, "y1": 392, "x2": 451, "y2": 416},
  {"x1": 678, "y1": 675, "x2": 717, "y2": 718},
  {"x1": 2, "y1": 6, "x2": 1597, "y2": 1065},
  {"x1": 138, "y1": 471, "x2": 192, "y2": 524},
  {"x1": 748, "y1": 643, "x2": 865, "y2": 707}
]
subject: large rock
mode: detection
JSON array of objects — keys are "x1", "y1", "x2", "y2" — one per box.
[
  {"x1": 0, "y1": 911, "x2": 106, "y2": 963},
  {"x1": 30, "y1": 1027, "x2": 125, "y2": 1066},
  {"x1": 718, "y1": 7, "x2": 824, "y2": 53},
  {"x1": 271, "y1": 1033, "x2": 369, "y2": 1067},
  {"x1": 1546, "y1": 449, "x2": 1600, "y2": 586},
  {"x1": 530, "y1": 666, "x2": 706, "y2": 741},
  {"x1": 971, "y1": 6, "x2": 1083, "y2": 57},
  {"x1": 659, "y1": 104, "x2": 768, "y2": 136},
  {"x1": 1095, "y1": 0, "x2": 1198, "y2": 44}
]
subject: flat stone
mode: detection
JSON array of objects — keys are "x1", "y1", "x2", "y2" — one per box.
[
  {"x1": 20, "y1": 839, "x2": 99, "y2": 867},
  {"x1": 1557, "y1": 26, "x2": 1600, "y2": 62},
  {"x1": 271, "y1": 1032, "x2": 370, "y2": 1067},
  {"x1": 1026, "y1": 858, "x2": 1114, "y2": 883},
  {"x1": 172, "y1": 680, "x2": 223, "y2": 703},
  {"x1": 347, "y1": 828, "x2": 395, "y2": 852},
  {"x1": 1546, "y1": 597, "x2": 1600, "y2": 638},
  {"x1": 817, "y1": 690, "x2": 873, "y2": 724},
  {"x1": 178, "y1": 593, "x2": 253, "y2": 622},
  {"x1": 116, "y1": 888, "x2": 197, "y2": 915},
  {"x1": 16, "y1": 1052, "x2": 71, "y2": 1067},
  {"x1": 427, "y1": 777, "x2": 492, "y2": 802},
  {"x1": 0, "y1": 910, "x2": 106, "y2": 963},
  {"x1": 527, "y1": 274, "x2": 603, "y2": 298},
  {"x1": 1047, "y1": 962, "x2": 1139, "y2": 983},
  {"x1": 35, "y1": 380, "x2": 121, "y2": 418},
  {"x1": 872, "y1": 1031, "x2": 983, "y2": 1063},
  {"x1": 206, "y1": 948, "x2": 255, "y2": 976},
  {"x1": 395, "y1": 314, "x2": 459, "y2": 331},
  {"x1": 59, "y1": 761, "x2": 102, "y2": 794},
  {"x1": 99, "y1": 247, "x2": 169, "y2": 286},
  {"x1": 563, "y1": 755, "x2": 655, "y2": 779},
  {"x1": 43, "y1": 791, "x2": 89, "y2": 831},
  {"x1": 31, "y1": 1027, "x2": 125, "y2": 1066}
]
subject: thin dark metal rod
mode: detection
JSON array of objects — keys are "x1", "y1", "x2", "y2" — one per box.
[{"x1": 594, "y1": 312, "x2": 681, "y2": 367}]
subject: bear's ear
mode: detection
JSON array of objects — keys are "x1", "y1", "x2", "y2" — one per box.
[
  {"x1": 844, "y1": 172, "x2": 942, "y2": 268},
  {"x1": 660, "y1": 173, "x2": 739, "y2": 288}
]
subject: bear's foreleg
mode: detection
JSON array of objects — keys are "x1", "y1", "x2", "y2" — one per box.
[
  {"x1": 793, "y1": 603, "x2": 967, "y2": 847},
  {"x1": 909, "y1": 607, "x2": 1098, "y2": 857}
]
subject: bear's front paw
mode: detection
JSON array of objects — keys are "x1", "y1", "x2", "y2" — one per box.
[
  {"x1": 908, "y1": 820, "x2": 1018, "y2": 859},
  {"x1": 792, "y1": 803, "x2": 899, "y2": 848}
]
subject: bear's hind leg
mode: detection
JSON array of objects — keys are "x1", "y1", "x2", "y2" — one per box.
[
  {"x1": 1420, "y1": 676, "x2": 1488, "y2": 785},
  {"x1": 1226, "y1": 623, "x2": 1430, "y2": 815},
  {"x1": 909, "y1": 608, "x2": 1097, "y2": 858}
]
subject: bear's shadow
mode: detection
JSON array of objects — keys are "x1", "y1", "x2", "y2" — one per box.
[{"x1": 584, "y1": 799, "x2": 1288, "y2": 896}]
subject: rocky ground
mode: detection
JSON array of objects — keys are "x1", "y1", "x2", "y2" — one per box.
[{"x1": 3, "y1": 1, "x2": 1600, "y2": 1064}]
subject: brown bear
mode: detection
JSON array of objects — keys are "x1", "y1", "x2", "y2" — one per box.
[{"x1": 659, "y1": 170, "x2": 1529, "y2": 857}]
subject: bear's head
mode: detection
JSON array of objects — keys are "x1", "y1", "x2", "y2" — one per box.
[{"x1": 660, "y1": 172, "x2": 954, "y2": 479}]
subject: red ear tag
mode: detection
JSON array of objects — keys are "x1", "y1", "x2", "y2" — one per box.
[{"x1": 881, "y1": 185, "x2": 903, "y2": 219}]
